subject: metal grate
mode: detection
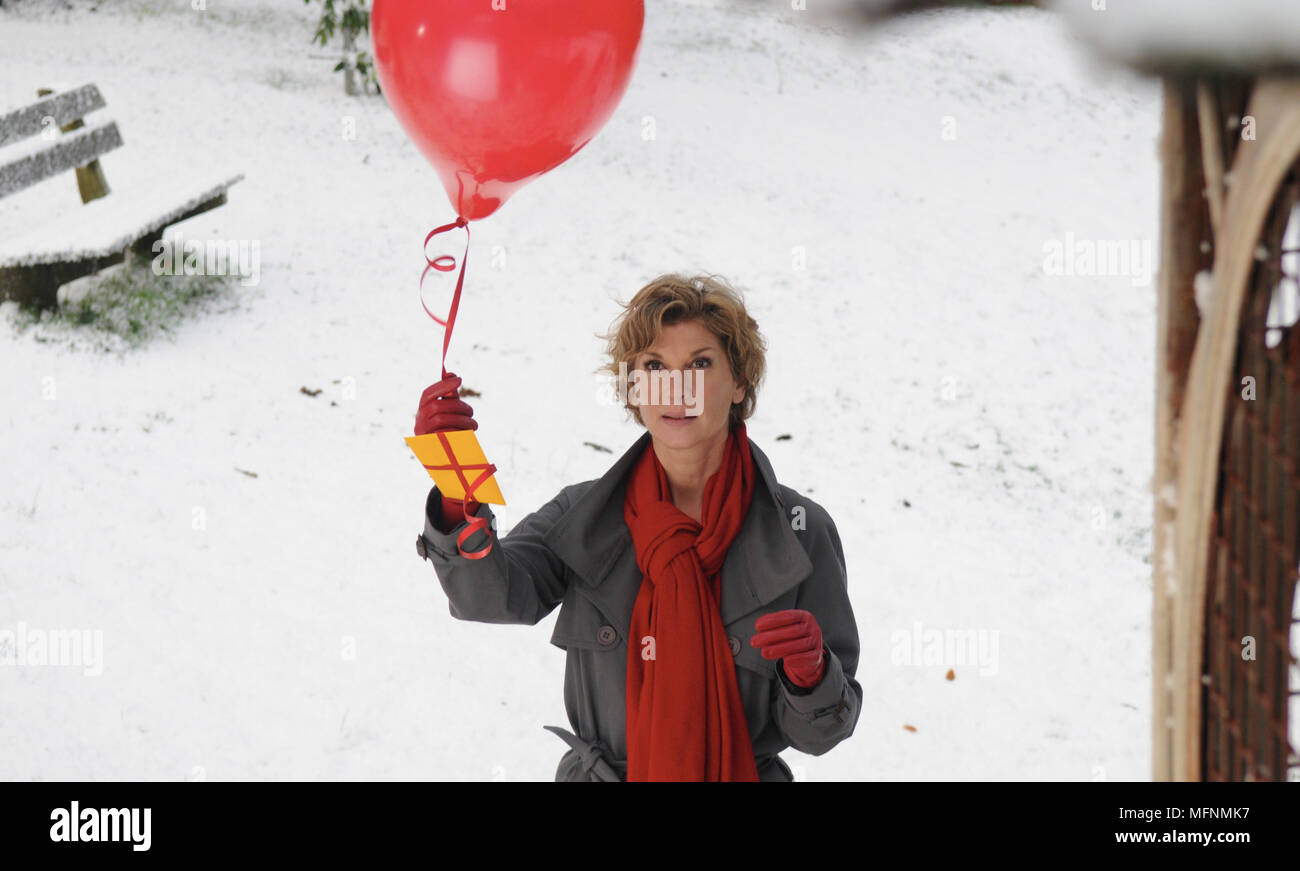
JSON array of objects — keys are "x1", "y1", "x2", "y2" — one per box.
[{"x1": 1202, "y1": 162, "x2": 1300, "y2": 782}]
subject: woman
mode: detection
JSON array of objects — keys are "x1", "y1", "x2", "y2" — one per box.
[{"x1": 413, "y1": 273, "x2": 862, "y2": 781}]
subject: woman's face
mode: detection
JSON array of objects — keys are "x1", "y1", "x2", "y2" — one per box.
[{"x1": 630, "y1": 319, "x2": 745, "y2": 451}]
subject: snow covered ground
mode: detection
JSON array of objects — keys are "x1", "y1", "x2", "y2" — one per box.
[{"x1": 0, "y1": 0, "x2": 1160, "y2": 780}]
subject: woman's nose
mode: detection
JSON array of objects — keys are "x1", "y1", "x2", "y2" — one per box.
[{"x1": 664, "y1": 370, "x2": 681, "y2": 405}]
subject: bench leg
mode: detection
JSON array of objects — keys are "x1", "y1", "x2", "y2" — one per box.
[
  {"x1": 36, "y1": 87, "x2": 112, "y2": 204},
  {"x1": 131, "y1": 192, "x2": 230, "y2": 258},
  {"x1": 0, "y1": 253, "x2": 126, "y2": 310}
]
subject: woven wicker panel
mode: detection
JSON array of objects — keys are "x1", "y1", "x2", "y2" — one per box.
[{"x1": 1203, "y1": 165, "x2": 1300, "y2": 782}]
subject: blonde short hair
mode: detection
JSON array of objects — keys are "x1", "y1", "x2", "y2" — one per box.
[{"x1": 597, "y1": 272, "x2": 766, "y2": 429}]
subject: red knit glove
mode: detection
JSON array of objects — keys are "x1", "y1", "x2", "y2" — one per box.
[
  {"x1": 415, "y1": 372, "x2": 479, "y2": 532},
  {"x1": 751, "y1": 609, "x2": 826, "y2": 689}
]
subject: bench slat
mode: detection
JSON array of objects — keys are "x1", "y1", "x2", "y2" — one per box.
[
  {"x1": 0, "y1": 84, "x2": 107, "y2": 149},
  {"x1": 0, "y1": 121, "x2": 123, "y2": 199},
  {"x1": 0, "y1": 173, "x2": 244, "y2": 267}
]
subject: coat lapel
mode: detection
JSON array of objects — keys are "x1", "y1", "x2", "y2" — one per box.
[{"x1": 547, "y1": 430, "x2": 814, "y2": 632}]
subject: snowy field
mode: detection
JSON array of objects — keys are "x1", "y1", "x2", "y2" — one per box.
[{"x1": 0, "y1": 0, "x2": 1160, "y2": 780}]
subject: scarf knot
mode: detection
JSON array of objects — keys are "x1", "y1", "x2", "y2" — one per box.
[{"x1": 631, "y1": 502, "x2": 719, "y2": 582}]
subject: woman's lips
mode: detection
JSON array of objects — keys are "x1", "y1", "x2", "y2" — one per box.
[{"x1": 662, "y1": 412, "x2": 697, "y2": 427}]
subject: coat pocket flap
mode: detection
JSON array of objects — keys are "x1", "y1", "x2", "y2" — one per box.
[
  {"x1": 726, "y1": 588, "x2": 798, "y2": 678},
  {"x1": 730, "y1": 625, "x2": 778, "y2": 679},
  {"x1": 549, "y1": 588, "x2": 625, "y2": 651}
]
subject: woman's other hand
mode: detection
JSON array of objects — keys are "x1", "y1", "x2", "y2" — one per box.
[{"x1": 752, "y1": 609, "x2": 826, "y2": 688}]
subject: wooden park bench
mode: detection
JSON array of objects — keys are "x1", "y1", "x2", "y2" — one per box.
[{"x1": 0, "y1": 83, "x2": 243, "y2": 309}]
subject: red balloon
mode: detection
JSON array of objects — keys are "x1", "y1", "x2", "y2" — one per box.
[{"x1": 374, "y1": 0, "x2": 644, "y2": 221}]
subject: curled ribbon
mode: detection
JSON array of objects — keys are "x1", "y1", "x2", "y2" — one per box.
[{"x1": 420, "y1": 216, "x2": 495, "y2": 561}]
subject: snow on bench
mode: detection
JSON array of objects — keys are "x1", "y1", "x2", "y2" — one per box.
[
  {"x1": 0, "y1": 173, "x2": 244, "y2": 268},
  {"x1": 0, "y1": 83, "x2": 243, "y2": 309},
  {"x1": 1054, "y1": 0, "x2": 1300, "y2": 75}
]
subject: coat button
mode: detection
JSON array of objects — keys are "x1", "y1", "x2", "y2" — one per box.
[
  {"x1": 415, "y1": 535, "x2": 428, "y2": 560},
  {"x1": 728, "y1": 635, "x2": 741, "y2": 657},
  {"x1": 597, "y1": 625, "x2": 617, "y2": 646}
]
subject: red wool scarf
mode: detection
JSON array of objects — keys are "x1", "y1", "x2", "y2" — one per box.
[{"x1": 621, "y1": 422, "x2": 760, "y2": 781}]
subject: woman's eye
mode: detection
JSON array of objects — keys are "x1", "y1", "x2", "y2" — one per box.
[{"x1": 641, "y1": 358, "x2": 708, "y2": 370}]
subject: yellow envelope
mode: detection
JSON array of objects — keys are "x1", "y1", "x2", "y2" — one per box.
[{"x1": 405, "y1": 430, "x2": 506, "y2": 505}]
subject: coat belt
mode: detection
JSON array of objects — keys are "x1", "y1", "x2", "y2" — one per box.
[
  {"x1": 543, "y1": 725, "x2": 626, "y2": 782},
  {"x1": 543, "y1": 724, "x2": 789, "y2": 781}
]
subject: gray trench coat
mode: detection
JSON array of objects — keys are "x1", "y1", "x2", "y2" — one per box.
[{"x1": 415, "y1": 429, "x2": 863, "y2": 781}]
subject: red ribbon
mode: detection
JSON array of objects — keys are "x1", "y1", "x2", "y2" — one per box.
[
  {"x1": 420, "y1": 216, "x2": 470, "y2": 381},
  {"x1": 420, "y1": 216, "x2": 495, "y2": 560}
]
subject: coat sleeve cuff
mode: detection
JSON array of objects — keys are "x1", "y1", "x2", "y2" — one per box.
[
  {"x1": 777, "y1": 651, "x2": 822, "y2": 696},
  {"x1": 777, "y1": 645, "x2": 846, "y2": 714},
  {"x1": 419, "y1": 485, "x2": 496, "y2": 561}
]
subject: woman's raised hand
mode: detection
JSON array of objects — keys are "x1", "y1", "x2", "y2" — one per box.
[
  {"x1": 415, "y1": 372, "x2": 480, "y2": 531},
  {"x1": 415, "y1": 372, "x2": 478, "y2": 436}
]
